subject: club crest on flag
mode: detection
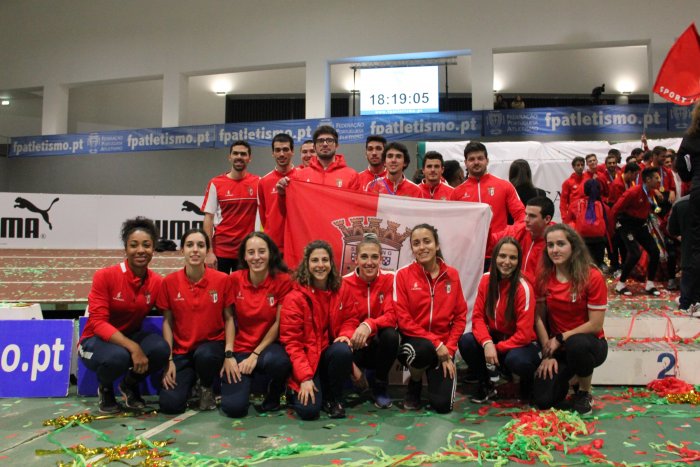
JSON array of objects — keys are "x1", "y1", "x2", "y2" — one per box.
[
  {"x1": 332, "y1": 217, "x2": 411, "y2": 275},
  {"x1": 209, "y1": 290, "x2": 218, "y2": 303}
]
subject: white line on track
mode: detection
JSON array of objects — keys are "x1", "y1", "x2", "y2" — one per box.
[{"x1": 84, "y1": 409, "x2": 199, "y2": 465}]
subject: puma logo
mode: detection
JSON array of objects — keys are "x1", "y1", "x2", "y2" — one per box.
[
  {"x1": 14, "y1": 197, "x2": 60, "y2": 230},
  {"x1": 181, "y1": 200, "x2": 204, "y2": 216}
]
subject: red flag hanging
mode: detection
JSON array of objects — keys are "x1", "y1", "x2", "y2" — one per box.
[{"x1": 653, "y1": 23, "x2": 700, "y2": 105}]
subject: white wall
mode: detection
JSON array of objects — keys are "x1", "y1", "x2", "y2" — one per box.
[{"x1": 0, "y1": 0, "x2": 698, "y2": 137}]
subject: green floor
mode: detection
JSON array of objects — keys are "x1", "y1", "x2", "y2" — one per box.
[{"x1": 1, "y1": 384, "x2": 699, "y2": 466}]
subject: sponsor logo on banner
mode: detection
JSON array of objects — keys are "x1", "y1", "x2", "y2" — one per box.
[
  {"x1": 332, "y1": 217, "x2": 411, "y2": 275},
  {"x1": 1, "y1": 197, "x2": 60, "y2": 239},
  {"x1": 488, "y1": 111, "x2": 506, "y2": 136},
  {"x1": 154, "y1": 199, "x2": 205, "y2": 242},
  {"x1": 0, "y1": 320, "x2": 73, "y2": 397}
]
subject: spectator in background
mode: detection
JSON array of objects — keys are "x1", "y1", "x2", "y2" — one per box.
[
  {"x1": 494, "y1": 93, "x2": 508, "y2": 110},
  {"x1": 567, "y1": 179, "x2": 609, "y2": 270},
  {"x1": 560, "y1": 156, "x2": 586, "y2": 222},
  {"x1": 511, "y1": 95, "x2": 525, "y2": 109},
  {"x1": 443, "y1": 160, "x2": 465, "y2": 188}
]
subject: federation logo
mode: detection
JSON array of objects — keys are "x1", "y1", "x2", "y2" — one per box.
[
  {"x1": 87, "y1": 133, "x2": 101, "y2": 154},
  {"x1": 332, "y1": 217, "x2": 411, "y2": 275},
  {"x1": 488, "y1": 111, "x2": 505, "y2": 136},
  {"x1": 671, "y1": 106, "x2": 691, "y2": 129}
]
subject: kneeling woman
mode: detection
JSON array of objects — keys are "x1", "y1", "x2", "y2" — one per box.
[
  {"x1": 220, "y1": 232, "x2": 293, "y2": 418},
  {"x1": 395, "y1": 224, "x2": 467, "y2": 413},
  {"x1": 79, "y1": 217, "x2": 170, "y2": 413},
  {"x1": 345, "y1": 233, "x2": 399, "y2": 409},
  {"x1": 158, "y1": 228, "x2": 235, "y2": 413},
  {"x1": 533, "y1": 224, "x2": 608, "y2": 415},
  {"x1": 458, "y1": 237, "x2": 539, "y2": 403},
  {"x1": 280, "y1": 240, "x2": 359, "y2": 420}
]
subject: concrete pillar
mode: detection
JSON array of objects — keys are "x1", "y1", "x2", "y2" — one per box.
[
  {"x1": 470, "y1": 47, "x2": 494, "y2": 111},
  {"x1": 305, "y1": 59, "x2": 330, "y2": 119},
  {"x1": 41, "y1": 83, "x2": 68, "y2": 135},
  {"x1": 162, "y1": 72, "x2": 188, "y2": 127}
]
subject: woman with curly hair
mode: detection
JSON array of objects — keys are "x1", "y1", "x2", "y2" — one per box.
[
  {"x1": 532, "y1": 224, "x2": 607, "y2": 415},
  {"x1": 279, "y1": 240, "x2": 358, "y2": 420}
]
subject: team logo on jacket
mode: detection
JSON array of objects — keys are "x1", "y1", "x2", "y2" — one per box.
[
  {"x1": 237, "y1": 291, "x2": 244, "y2": 300},
  {"x1": 113, "y1": 291, "x2": 124, "y2": 302},
  {"x1": 332, "y1": 217, "x2": 410, "y2": 275},
  {"x1": 145, "y1": 292, "x2": 151, "y2": 305},
  {"x1": 175, "y1": 291, "x2": 185, "y2": 301},
  {"x1": 336, "y1": 179, "x2": 343, "y2": 187},
  {"x1": 209, "y1": 290, "x2": 218, "y2": 304},
  {"x1": 411, "y1": 281, "x2": 422, "y2": 291},
  {"x1": 446, "y1": 282, "x2": 451, "y2": 294},
  {"x1": 248, "y1": 187, "x2": 254, "y2": 196},
  {"x1": 487, "y1": 187, "x2": 495, "y2": 197},
  {"x1": 379, "y1": 293, "x2": 384, "y2": 303},
  {"x1": 267, "y1": 294, "x2": 275, "y2": 307}
]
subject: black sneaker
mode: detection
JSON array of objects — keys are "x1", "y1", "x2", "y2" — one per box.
[
  {"x1": 403, "y1": 379, "x2": 422, "y2": 410},
  {"x1": 97, "y1": 384, "x2": 121, "y2": 414},
  {"x1": 470, "y1": 382, "x2": 497, "y2": 404},
  {"x1": 260, "y1": 393, "x2": 282, "y2": 412},
  {"x1": 572, "y1": 390, "x2": 593, "y2": 415},
  {"x1": 118, "y1": 379, "x2": 146, "y2": 409},
  {"x1": 323, "y1": 400, "x2": 346, "y2": 419}
]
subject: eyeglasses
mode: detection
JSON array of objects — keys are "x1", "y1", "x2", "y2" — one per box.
[{"x1": 316, "y1": 138, "x2": 336, "y2": 145}]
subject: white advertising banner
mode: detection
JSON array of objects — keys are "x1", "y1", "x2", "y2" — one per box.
[{"x1": 0, "y1": 193, "x2": 205, "y2": 249}]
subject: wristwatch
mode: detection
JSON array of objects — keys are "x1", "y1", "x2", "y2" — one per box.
[
  {"x1": 555, "y1": 333, "x2": 565, "y2": 344},
  {"x1": 224, "y1": 350, "x2": 235, "y2": 359}
]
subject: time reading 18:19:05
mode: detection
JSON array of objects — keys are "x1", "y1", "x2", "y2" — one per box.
[{"x1": 369, "y1": 92, "x2": 431, "y2": 106}]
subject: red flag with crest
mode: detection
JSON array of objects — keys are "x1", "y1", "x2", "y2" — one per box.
[{"x1": 653, "y1": 23, "x2": 700, "y2": 105}]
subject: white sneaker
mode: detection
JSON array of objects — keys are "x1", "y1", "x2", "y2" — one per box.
[{"x1": 690, "y1": 303, "x2": 700, "y2": 318}]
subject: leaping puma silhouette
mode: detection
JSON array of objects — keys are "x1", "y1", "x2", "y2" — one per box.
[
  {"x1": 14, "y1": 197, "x2": 60, "y2": 230},
  {"x1": 181, "y1": 200, "x2": 204, "y2": 216}
]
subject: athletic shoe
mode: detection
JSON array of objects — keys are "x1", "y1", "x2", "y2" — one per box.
[
  {"x1": 198, "y1": 386, "x2": 217, "y2": 411},
  {"x1": 690, "y1": 303, "x2": 700, "y2": 318},
  {"x1": 403, "y1": 379, "x2": 422, "y2": 410},
  {"x1": 470, "y1": 382, "x2": 497, "y2": 404},
  {"x1": 612, "y1": 269, "x2": 622, "y2": 279},
  {"x1": 572, "y1": 390, "x2": 593, "y2": 415},
  {"x1": 97, "y1": 385, "x2": 121, "y2": 414},
  {"x1": 463, "y1": 367, "x2": 479, "y2": 384},
  {"x1": 666, "y1": 278, "x2": 679, "y2": 291},
  {"x1": 260, "y1": 393, "x2": 282, "y2": 412},
  {"x1": 118, "y1": 379, "x2": 145, "y2": 410},
  {"x1": 372, "y1": 381, "x2": 392, "y2": 409},
  {"x1": 323, "y1": 400, "x2": 346, "y2": 419}
]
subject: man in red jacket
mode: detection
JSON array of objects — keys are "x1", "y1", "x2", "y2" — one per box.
[
  {"x1": 560, "y1": 156, "x2": 586, "y2": 221},
  {"x1": 419, "y1": 151, "x2": 454, "y2": 200},
  {"x1": 610, "y1": 167, "x2": 662, "y2": 296},
  {"x1": 258, "y1": 133, "x2": 298, "y2": 257},
  {"x1": 364, "y1": 142, "x2": 422, "y2": 197},
  {"x1": 277, "y1": 126, "x2": 361, "y2": 194},
  {"x1": 358, "y1": 135, "x2": 387, "y2": 188},
  {"x1": 450, "y1": 141, "x2": 525, "y2": 232}
]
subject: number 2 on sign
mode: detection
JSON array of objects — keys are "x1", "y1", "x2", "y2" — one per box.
[{"x1": 657, "y1": 353, "x2": 677, "y2": 379}]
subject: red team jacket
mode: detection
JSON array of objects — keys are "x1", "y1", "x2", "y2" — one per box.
[
  {"x1": 419, "y1": 180, "x2": 455, "y2": 200},
  {"x1": 81, "y1": 262, "x2": 162, "y2": 342},
  {"x1": 358, "y1": 167, "x2": 387, "y2": 189},
  {"x1": 393, "y1": 260, "x2": 468, "y2": 357},
  {"x1": 471, "y1": 273, "x2": 536, "y2": 354},
  {"x1": 450, "y1": 173, "x2": 525, "y2": 232},
  {"x1": 157, "y1": 267, "x2": 234, "y2": 354},
  {"x1": 364, "y1": 175, "x2": 423, "y2": 197},
  {"x1": 559, "y1": 172, "x2": 586, "y2": 220},
  {"x1": 258, "y1": 167, "x2": 297, "y2": 255},
  {"x1": 342, "y1": 269, "x2": 396, "y2": 336},
  {"x1": 202, "y1": 172, "x2": 260, "y2": 259},
  {"x1": 279, "y1": 283, "x2": 359, "y2": 391},
  {"x1": 292, "y1": 154, "x2": 361, "y2": 191},
  {"x1": 229, "y1": 271, "x2": 293, "y2": 353},
  {"x1": 610, "y1": 184, "x2": 654, "y2": 222}
]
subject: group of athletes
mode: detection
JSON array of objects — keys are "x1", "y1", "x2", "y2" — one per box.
[{"x1": 78, "y1": 100, "x2": 700, "y2": 420}]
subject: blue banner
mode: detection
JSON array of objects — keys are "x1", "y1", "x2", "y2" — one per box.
[
  {"x1": 8, "y1": 104, "x2": 687, "y2": 157},
  {"x1": 0, "y1": 320, "x2": 73, "y2": 397},
  {"x1": 214, "y1": 111, "x2": 483, "y2": 148},
  {"x1": 9, "y1": 125, "x2": 216, "y2": 157},
  {"x1": 484, "y1": 104, "x2": 669, "y2": 137}
]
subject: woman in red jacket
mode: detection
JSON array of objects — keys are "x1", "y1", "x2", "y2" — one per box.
[
  {"x1": 458, "y1": 237, "x2": 539, "y2": 404},
  {"x1": 79, "y1": 217, "x2": 170, "y2": 413},
  {"x1": 220, "y1": 232, "x2": 293, "y2": 418},
  {"x1": 395, "y1": 224, "x2": 467, "y2": 413},
  {"x1": 158, "y1": 228, "x2": 235, "y2": 414},
  {"x1": 280, "y1": 240, "x2": 359, "y2": 420},
  {"x1": 345, "y1": 233, "x2": 398, "y2": 409},
  {"x1": 533, "y1": 224, "x2": 607, "y2": 415}
]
